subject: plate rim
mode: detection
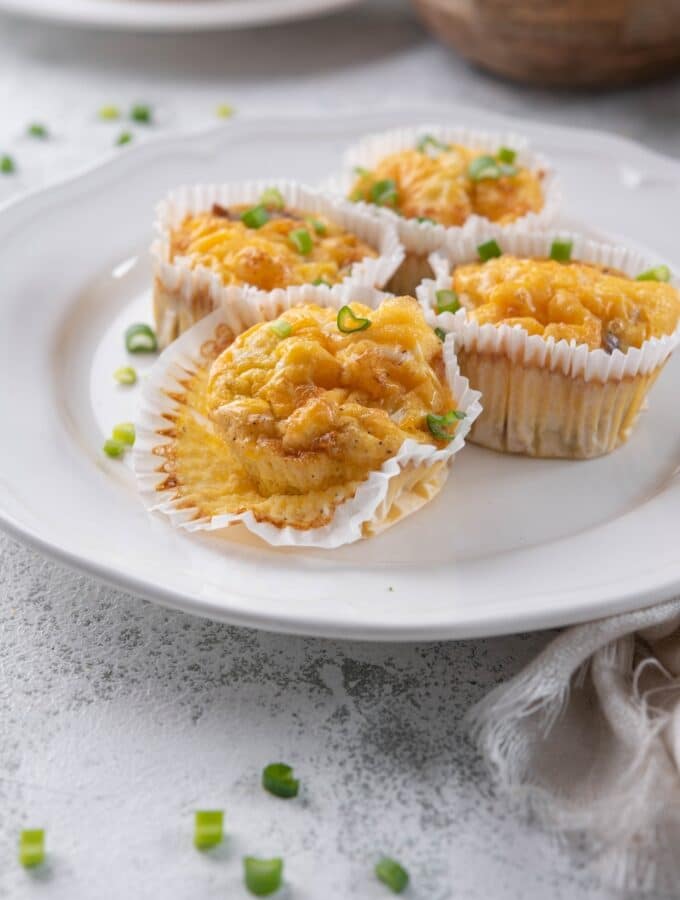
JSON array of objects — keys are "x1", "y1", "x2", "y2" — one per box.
[
  {"x1": 0, "y1": 0, "x2": 362, "y2": 31},
  {"x1": 2, "y1": 103, "x2": 680, "y2": 641}
]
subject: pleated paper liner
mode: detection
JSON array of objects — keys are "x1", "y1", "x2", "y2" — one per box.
[
  {"x1": 133, "y1": 283, "x2": 482, "y2": 549},
  {"x1": 416, "y1": 225, "x2": 680, "y2": 458},
  {"x1": 152, "y1": 179, "x2": 405, "y2": 348},
  {"x1": 327, "y1": 123, "x2": 560, "y2": 293}
]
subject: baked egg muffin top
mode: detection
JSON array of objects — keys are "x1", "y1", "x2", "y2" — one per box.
[
  {"x1": 168, "y1": 188, "x2": 378, "y2": 291},
  {"x1": 157, "y1": 297, "x2": 464, "y2": 530},
  {"x1": 349, "y1": 138, "x2": 544, "y2": 227},
  {"x1": 451, "y1": 254, "x2": 680, "y2": 352}
]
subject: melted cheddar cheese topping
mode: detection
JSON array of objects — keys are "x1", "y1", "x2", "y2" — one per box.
[
  {"x1": 159, "y1": 297, "x2": 457, "y2": 530},
  {"x1": 169, "y1": 205, "x2": 378, "y2": 291},
  {"x1": 453, "y1": 256, "x2": 680, "y2": 351},
  {"x1": 350, "y1": 147, "x2": 544, "y2": 227}
]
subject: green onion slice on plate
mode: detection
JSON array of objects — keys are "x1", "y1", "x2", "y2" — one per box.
[
  {"x1": 112, "y1": 422, "x2": 135, "y2": 447},
  {"x1": 125, "y1": 323, "x2": 157, "y2": 353},
  {"x1": 262, "y1": 763, "x2": 299, "y2": 799},
  {"x1": 244, "y1": 857, "x2": 284, "y2": 896},
  {"x1": 113, "y1": 365, "x2": 137, "y2": 385},
  {"x1": 337, "y1": 305, "x2": 371, "y2": 333}
]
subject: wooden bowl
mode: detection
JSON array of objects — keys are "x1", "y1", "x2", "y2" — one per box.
[{"x1": 410, "y1": 0, "x2": 680, "y2": 88}]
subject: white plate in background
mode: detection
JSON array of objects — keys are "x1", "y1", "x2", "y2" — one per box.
[
  {"x1": 0, "y1": 104, "x2": 679, "y2": 640},
  {"x1": 0, "y1": 0, "x2": 362, "y2": 32}
]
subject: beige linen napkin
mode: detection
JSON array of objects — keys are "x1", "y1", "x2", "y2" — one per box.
[{"x1": 468, "y1": 597, "x2": 680, "y2": 895}]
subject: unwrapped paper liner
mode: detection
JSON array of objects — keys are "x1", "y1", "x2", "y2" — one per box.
[
  {"x1": 152, "y1": 179, "x2": 404, "y2": 344},
  {"x1": 327, "y1": 124, "x2": 560, "y2": 256},
  {"x1": 133, "y1": 283, "x2": 482, "y2": 549},
  {"x1": 416, "y1": 225, "x2": 680, "y2": 385}
]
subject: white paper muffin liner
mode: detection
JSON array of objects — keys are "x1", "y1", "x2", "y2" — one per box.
[
  {"x1": 417, "y1": 224, "x2": 680, "y2": 384},
  {"x1": 326, "y1": 124, "x2": 561, "y2": 257},
  {"x1": 152, "y1": 179, "x2": 404, "y2": 346},
  {"x1": 133, "y1": 283, "x2": 482, "y2": 548}
]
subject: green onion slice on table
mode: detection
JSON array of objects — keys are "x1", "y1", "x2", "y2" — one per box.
[
  {"x1": 194, "y1": 810, "x2": 224, "y2": 850},
  {"x1": 375, "y1": 856, "x2": 409, "y2": 893},
  {"x1": 19, "y1": 829, "x2": 45, "y2": 868},
  {"x1": 244, "y1": 857, "x2": 284, "y2": 896},
  {"x1": 262, "y1": 763, "x2": 299, "y2": 798}
]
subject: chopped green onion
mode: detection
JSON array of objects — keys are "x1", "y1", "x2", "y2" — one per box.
[
  {"x1": 353, "y1": 166, "x2": 370, "y2": 177},
  {"x1": 113, "y1": 365, "x2": 137, "y2": 386},
  {"x1": 270, "y1": 320, "x2": 292, "y2": 339},
  {"x1": 244, "y1": 857, "x2": 283, "y2": 896},
  {"x1": 262, "y1": 763, "x2": 299, "y2": 799},
  {"x1": 125, "y1": 323, "x2": 157, "y2": 353},
  {"x1": 427, "y1": 410, "x2": 466, "y2": 441},
  {"x1": 241, "y1": 204, "x2": 269, "y2": 229},
  {"x1": 550, "y1": 239, "x2": 573, "y2": 263},
  {"x1": 337, "y1": 305, "x2": 371, "y2": 333},
  {"x1": 435, "y1": 289, "x2": 460, "y2": 314},
  {"x1": 375, "y1": 857, "x2": 409, "y2": 894},
  {"x1": 130, "y1": 104, "x2": 152, "y2": 124},
  {"x1": 312, "y1": 277, "x2": 331, "y2": 287},
  {"x1": 307, "y1": 217, "x2": 327, "y2": 236},
  {"x1": 19, "y1": 830, "x2": 45, "y2": 868},
  {"x1": 370, "y1": 179, "x2": 398, "y2": 207},
  {"x1": 260, "y1": 187, "x2": 285, "y2": 210},
  {"x1": 416, "y1": 216, "x2": 436, "y2": 224},
  {"x1": 27, "y1": 123, "x2": 48, "y2": 139},
  {"x1": 116, "y1": 131, "x2": 133, "y2": 147},
  {"x1": 99, "y1": 105, "x2": 120, "y2": 120},
  {"x1": 290, "y1": 228, "x2": 313, "y2": 255},
  {"x1": 497, "y1": 146, "x2": 517, "y2": 164},
  {"x1": 637, "y1": 264, "x2": 671, "y2": 283},
  {"x1": 112, "y1": 422, "x2": 136, "y2": 446},
  {"x1": 478, "y1": 239, "x2": 502, "y2": 261},
  {"x1": 216, "y1": 104, "x2": 234, "y2": 119},
  {"x1": 1, "y1": 154, "x2": 15, "y2": 174},
  {"x1": 103, "y1": 438, "x2": 125, "y2": 459},
  {"x1": 194, "y1": 810, "x2": 224, "y2": 850},
  {"x1": 434, "y1": 326, "x2": 446, "y2": 341},
  {"x1": 417, "y1": 134, "x2": 449, "y2": 154},
  {"x1": 468, "y1": 155, "x2": 517, "y2": 181}
]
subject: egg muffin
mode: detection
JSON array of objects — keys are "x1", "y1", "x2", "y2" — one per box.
[
  {"x1": 135, "y1": 289, "x2": 480, "y2": 547},
  {"x1": 419, "y1": 231, "x2": 680, "y2": 458},
  {"x1": 340, "y1": 126, "x2": 558, "y2": 294},
  {"x1": 152, "y1": 181, "x2": 403, "y2": 348}
]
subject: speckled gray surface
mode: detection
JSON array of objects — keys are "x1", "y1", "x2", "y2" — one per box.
[{"x1": 1, "y1": 1, "x2": 679, "y2": 896}]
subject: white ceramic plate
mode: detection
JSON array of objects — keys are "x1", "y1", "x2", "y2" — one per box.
[
  {"x1": 1, "y1": 105, "x2": 680, "y2": 640},
  {"x1": 0, "y1": 0, "x2": 361, "y2": 32}
]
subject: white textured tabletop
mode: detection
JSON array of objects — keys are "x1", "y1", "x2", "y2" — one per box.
[{"x1": 1, "y1": 2, "x2": 678, "y2": 897}]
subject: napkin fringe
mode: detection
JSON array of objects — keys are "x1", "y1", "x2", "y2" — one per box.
[{"x1": 467, "y1": 600, "x2": 680, "y2": 894}]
